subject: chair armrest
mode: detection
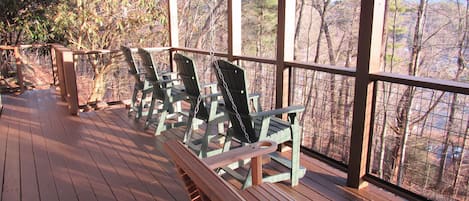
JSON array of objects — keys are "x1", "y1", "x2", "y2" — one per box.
[
  {"x1": 248, "y1": 93, "x2": 261, "y2": 112},
  {"x1": 202, "y1": 141, "x2": 277, "y2": 169},
  {"x1": 201, "y1": 83, "x2": 217, "y2": 89},
  {"x1": 161, "y1": 71, "x2": 178, "y2": 78},
  {"x1": 201, "y1": 92, "x2": 222, "y2": 99},
  {"x1": 156, "y1": 78, "x2": 181, "y2": 84},
  {"x1": 248, "y1": 93, "x2": 261, "y2": 100},
  {"x1": 250, "y1": 105, "x2": 305, "y2": 118},
  {"x1": 141, "y1": 47, "x2": 171, "y2": 52}
]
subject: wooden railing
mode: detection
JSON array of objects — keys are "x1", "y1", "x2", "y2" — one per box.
[{"x1": 50, "y1": 44, "x2": 79, "y2": 115}]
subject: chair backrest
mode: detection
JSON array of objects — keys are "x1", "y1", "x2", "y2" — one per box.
[
  {"x1": 138, "y1": 48, "x2": 166, "y2": 98},
  {"x1": 174, "y1": 53, "x2": 209, "y2": 119},
  {"x1": 212, "y1": 60, "x2": 257, "y2": 143},
  {"x1": 121, "y1": 46, "x2": 143, "y2": 84},
  {"x1": 137, "y1": 48, "x2": 160, "y2": 82},
  {"x1": 164, "y1": 140, "x2": 245, "y2": 201}
]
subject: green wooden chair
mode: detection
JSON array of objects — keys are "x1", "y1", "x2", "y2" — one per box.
[
  {"x1": 138, "y1": 48, "x2": 188, "y2": 136},
  {"x1": 174, "y1": 53, "x2": 228, "y2": 158},
  {"x1": 121, "y1": 46, "x2": 152, "y2": 120},
  {"x1": 212, "y1": 59, "x2": 306, "y2": 187}
]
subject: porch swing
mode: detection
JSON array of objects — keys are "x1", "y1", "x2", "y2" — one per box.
[{"x1": 175, "y1": 0, "x2": 306, "y2": 188}]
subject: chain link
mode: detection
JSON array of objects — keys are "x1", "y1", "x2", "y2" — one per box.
[{"x1": 208, "y1": 0, "x2": 251, "y2": 143}]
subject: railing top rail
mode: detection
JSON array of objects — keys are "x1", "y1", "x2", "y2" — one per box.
[
  {"x1": 371, "y1": 71, "x2": 469, "y2": 95},
  {"x1": 73, "y1": 49, "x2": 120, "y2": 55},
  {"x1": 171, "y1": 47, "x2": 228, "y2": 57},
  {"x1": 285, "y1": 61, "x2": 356, "y2": 77},
  {"x1": 233, "y1": 55, "x2": 277, "y2": 65}
]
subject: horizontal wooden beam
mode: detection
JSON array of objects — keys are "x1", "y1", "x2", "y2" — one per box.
[
  {"x1": 371, "y1": 72, "x2": 469, "y2": 95},
  {"x1": 233, "y1": 55, "x2": 277, "y2": 65},
  {"x1": 285, "y1": 61, "x2": 356, "y2": 77},
  {"x1": 171, "y1": 47, "x2": 228, "y2": 57}
]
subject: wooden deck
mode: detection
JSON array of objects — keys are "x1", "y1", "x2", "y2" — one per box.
[{"x1": 0, "y1": 88, "x2": 404, "y2": 201}]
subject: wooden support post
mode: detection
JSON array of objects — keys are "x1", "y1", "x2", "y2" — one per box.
[
  {"x1": 13, "y1": 47, "x2": 24, "y2": 92},
  {"x1": 276, "y1": 0, "x2": 295, "y2": 110},
  {"x1": 168, "y1": 0, "x2": 179, "y2": 72},
  {"x1": 49, "y1": 45, "x2": 58, "y2": 86},
  {"x1": 62, "y1": 51, "x2": 79, "y2": 115},
  {"x1": 251, "y1": 155, "x2": 263, "y2": 186},
  {"x1": 55, "y1": 47, "x2": 68, "y2": 100},
  {"x1": 228, "y1": 0, "x2": 241, "y2": 61},
  {"x1": 347, "y1": 0, "x2": 386, "y2": 189}
]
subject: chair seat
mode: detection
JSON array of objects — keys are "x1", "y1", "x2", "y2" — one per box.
[{"x1": 228, "y1": 117, "x2": 292, "y2": 143}]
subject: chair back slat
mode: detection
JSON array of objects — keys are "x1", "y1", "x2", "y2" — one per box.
[
  {"x1": 138, "y1": 48, "x2": 165, "y2": 99},
  {"x1": 121, "y1": 46, "x2": 144, "y2": 85},
  {"x1": 213, "y1": 60, "x2": 257, "y2": 142},
  {"x1": 174, "y1": 53, "x2": 209, "y2": 119}
]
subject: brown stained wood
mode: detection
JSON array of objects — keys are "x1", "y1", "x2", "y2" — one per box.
[
  {"x1": 0, "y1": 105, "x2": 8, "y2": 201},
  {"x1": 168, "y1": 0, "x2": 179, "y2": 48},
  {"x1": 0, "y1": 89, "x2": 405, "y2": 201},
  {"x1": 107, "y1": 109, "x2": 189, "y2": 201},
  {"x1": 29, "y1": 93, "x2": 61, "y2": 201},
  {"x1": 19, "y1": 95, "x2": 40, "y2": 201},
  {"x1": 164, "y1": 140, "x2": 245, "y2": 201},
  {"x1": 92, "y1": 110, "x2": 177, "y2": 201},
  {"x1": 228, "y1": 0, "x2": 241, "y2": 61},
  {"x1": 285, "y1": 61, "x2": 356, "y2": 76},
  {"x1": 78, "y1": 112, "x2": 139, "y2": 201},
  {"x1": 3, "y1": 108, "x2": 20, "y2": 201},
  {"x1": 35, "y1": 91, "x2": 79, "y2": 201},
  {"x1": 348, "y1": 0, "x2": 386, "y2": 189},
  {"x1": 56, "y1": 117, "x2": 100, "y2": 201},
  {"x1": 371, "y1": 72, "x2": 469, "y2": 95}
]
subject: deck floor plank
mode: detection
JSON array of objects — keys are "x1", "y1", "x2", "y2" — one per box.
[
  {"x1": 91, "y1": 110, "x2": 176, "y2": 201},
  {"x1": 2, "y1": 103, "x2": 21, "y2": 201},
  {"x1": 78, "y1": 111, "x2": 138, "y2": 201},
  {"x1": 37, "y1": 91, "x2": 79, "y2": 201},
  {"x1": 0, "y1": 99, "x2": 11, "y2": 201},
  {"x1": 104, "y1": 108, "x2": 189, "y2": 201},
  {"x1": 0, "y1": 88, "x2": 404, "y2": 201},
  {"x1": 19, "y1": 92, "x2": 40, "y2": 201},
  {"x1": 29, "y1": 92, "x2": 61, "y2": 201}
]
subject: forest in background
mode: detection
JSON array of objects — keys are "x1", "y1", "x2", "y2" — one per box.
[{"x1": 0, "y1": 0, "x2": 468, "y2": 200}]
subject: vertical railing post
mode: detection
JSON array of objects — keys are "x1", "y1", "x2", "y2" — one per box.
[
  {"x1": 168, "y1": 0, "x2": 179, "y2": 72},
  {"x1": 62, "y1": 50, "x2": 79, "y2": 115},
  {"x1": 13, "y1": 47, "x2": 25, "y2": 92},
  {"x1": 276, "y1": 0, "x2": 295, "y2": 110},
  {"x1": 347, "y1": 0, "x2": 386, "y2": 188},
  {"x1": 55, "y1": 47, "x2": 68, "y2": 100},
  {"x1": 228, "y1": 0, "x2": 241, "y2": 62},
  {"x1": 49, "y1": 44, "x2": 58, "y2": 86}
]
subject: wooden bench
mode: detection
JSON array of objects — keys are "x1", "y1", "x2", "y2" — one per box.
[{"x1": 164, "y1": 140, "x2": 295, "y2": 201}]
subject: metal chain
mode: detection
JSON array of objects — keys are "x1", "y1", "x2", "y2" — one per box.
[
  {"x1": 212, "y1": 60, "x2": 252, "y2": 143},
  {"x1": 208, "y1": 0, "x2": 251, "y2": 143},
  {"x1": 186, "y1": 93, "x2": 202, "y2": 134}
]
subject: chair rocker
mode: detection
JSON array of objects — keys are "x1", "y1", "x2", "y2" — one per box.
[
  {"x1": 138, "y1": 48, "x2": 188, "y2": 136},
  {"x1": 164, "y1": 140, "x2": 294, "y2": 201},
  {"x1": 174, "y1": 53, "x2": 228, "y2": 158},
  {"x1": 212, "y1": 59, "x2": 306, "y2": 187},
  {"x1": 121, "y1": 46, "x2": 152, "y2": 120}
]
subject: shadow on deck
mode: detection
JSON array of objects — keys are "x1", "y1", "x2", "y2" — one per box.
[{"x1": 0, "y1": 88, "x2": 403, "y2": 201}]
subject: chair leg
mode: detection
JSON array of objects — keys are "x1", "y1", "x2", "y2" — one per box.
[
  {"x1": 217, "y1": 122, "x2": 224, "y2": 134},
  {"x1": 145, "y1": 94, "x2": 157, "y2": 129},
  {"x1": 242, "y1": 169, "x2": 253, "y2": 189},
  {"x1": 129, "y1": 86, "x2": 138, "y2": 117},
  {"x1": 136, "y1": 90, "x2": 148, "y2": 120},
  {"x1": 199, "y1": 121, "x2": 213, "y2": 158},
  {"x1": 155, "y1": 105, "x2": 169, "y2": 136},
  {"x1": 290, "y1": 126, "x2": 301, "y2": 186},
  {"x1": 183, "y1": 116, "x2": 195, "y2": 144}
]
